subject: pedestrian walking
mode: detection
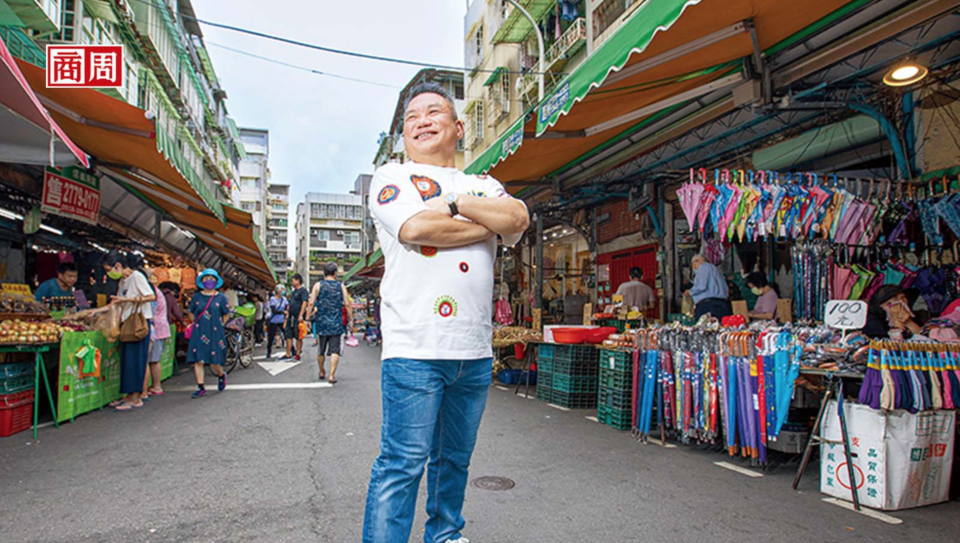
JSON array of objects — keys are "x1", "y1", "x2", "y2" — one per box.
[
  {"x1": 283, "y1": 274, "x2": 309, "y2": 361},
  {"x1": 305, "y1": 263, "x2": 352, "y2": 383},
  {"x1": 143, "y1": 283, "x2": 170, "y2": 397},
  {"x1": 362, "y1": 82, "x2": 529, "y2": 543},
  {"x1": 101, "y1": 252, "x2": 156, "y2": 411},
  {"x1": 253, "y1": 294, "x2": 265, "y2": 346},
  {"x1": 187, "y1": 269, "x2": 230, "y2": 398},
  {"x1": 266, "y1": 285, "x2": 287, "y2": 359}
]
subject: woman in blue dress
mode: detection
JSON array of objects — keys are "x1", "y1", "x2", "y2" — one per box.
[{"x1": 187, "y1": 269, "x2": 231, "y2": 398}]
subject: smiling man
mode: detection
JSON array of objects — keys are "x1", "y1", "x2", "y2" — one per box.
[{"x1": 363, "y1": 82, "x2": 529, "y2": 543}]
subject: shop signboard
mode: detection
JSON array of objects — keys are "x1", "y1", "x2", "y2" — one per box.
[
  {"x1": 160, "y1": 336, "x2": 175, "y2": 381},
  {"x1": 41, "y1": 167, "x2": 100, "y2": 225},
  {"x1": 824, "y1": 300, "x2": 867, "y2": 330},
  {"x1": 1, "y1": 283, "x2": 32, "y2": 296}
]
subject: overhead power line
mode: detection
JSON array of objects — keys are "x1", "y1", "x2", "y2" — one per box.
[
  {"x1": 129, "y1": 0, "x2": 554, "y2": 76},
  {"x1": 207, "y1": 42, "x2": 401, "y2": 89}
]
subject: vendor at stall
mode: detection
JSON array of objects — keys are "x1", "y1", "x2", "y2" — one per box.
[
  {"x1": 863, "y1": 285, "x2": 921, "y2": 339},
  {"x1": 34, "y1": 262, "x2": 77, "y2": 303},
  {"x1": 615, "y1": 267, "x2": 656, "y2": 312},
  {"x1": 687, "y1": 254, "x2": 732, "y2": 320},
  {"x1": 745, "y1": 272, "x2": 778, "y2": 321}
]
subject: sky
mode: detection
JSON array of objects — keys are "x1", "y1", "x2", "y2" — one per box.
[{"x1": 197, "y1": 0, "x2": 471, "y2": 257}]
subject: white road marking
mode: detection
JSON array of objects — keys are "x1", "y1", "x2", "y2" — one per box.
[
  {"x1": 257, "y1": 360, "x2": 302, "y2": 376},
  {"x1": 585, "y1": 416, "x2": 599, "y2": 422},
  {"x1": 647, "y1": 437, "x2": 678, "y2": 449},
  {"x1": 714, "y1": 461, "x2": 764, "y2": 478},
  {"x1": 494, "y1": 386, "x2": 509, "y2": 391},
  {"x1": 170, "y1": 382, "x2": 332, "y2": 391},
  {"x1": 821, "y1": 498, "x2": 903, "y2": 525},
  {"x1": 548, "y1": 404, "x2": 570, "y2": 411}
]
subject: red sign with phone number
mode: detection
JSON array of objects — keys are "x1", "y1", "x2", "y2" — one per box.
[{"x1": 41, "y1": 168, "x2": 100, "y2": 225}]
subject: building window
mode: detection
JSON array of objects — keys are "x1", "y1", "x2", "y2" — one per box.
[
  {"x1": 487, "y1": 71, "x2": 510, "y2": 125},
  {"x1": 54, "y1": 0, "x2": 76, "y2": 42},
  {"x1": 454, "y1": 84, "x2": 465, "y2": 100},
  {"x1": 465, "y1": 102, "x2": 484, "y2": 149},
  {"x1": 474, "y1": 25, "x2": 484, "y2": 58},
  {"x1": 241, "y1": 201, "x2": 255, "y2": 211}
]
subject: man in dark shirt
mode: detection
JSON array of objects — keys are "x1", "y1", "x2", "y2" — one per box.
[{"x1": 283, "y1": 274, "x2": 309, "y2": 361}]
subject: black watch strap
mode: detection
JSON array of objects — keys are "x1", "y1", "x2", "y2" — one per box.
[{"x1": 448, "y1": 200, "x2": 459, "y2": 216}]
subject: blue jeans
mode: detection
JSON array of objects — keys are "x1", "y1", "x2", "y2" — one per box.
[{"x1": 363, "y1": 357, "x2": 493, "y2": 543}]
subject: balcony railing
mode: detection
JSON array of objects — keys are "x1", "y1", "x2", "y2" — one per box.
[{"x1": 544, "y1": 18, "x2": 586, "y2": 71}]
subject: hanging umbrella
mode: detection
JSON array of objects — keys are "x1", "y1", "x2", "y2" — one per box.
[{"x1": 677, "y1": 182, "x2": 704, "y2": 232}]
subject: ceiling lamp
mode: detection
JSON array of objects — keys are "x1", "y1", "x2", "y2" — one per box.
[{"x1": 883, "y1": 59, "x2": 929, "y2": 87}]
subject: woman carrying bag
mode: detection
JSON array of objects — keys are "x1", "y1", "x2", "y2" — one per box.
[
  {"x1": 102, "y1": 252, "x2": 155, "y2": 411},
  {"x1": 187, "y1": 269, "x2": 231, "y2": 398}
]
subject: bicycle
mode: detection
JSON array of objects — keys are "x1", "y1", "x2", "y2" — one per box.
[{"x1": 221, "y1": 312, "x2": 255, "y2": 375}]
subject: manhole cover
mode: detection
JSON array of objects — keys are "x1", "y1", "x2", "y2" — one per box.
[{"x1": 470, "y1": 476, "x2": 515, "y2": 491}]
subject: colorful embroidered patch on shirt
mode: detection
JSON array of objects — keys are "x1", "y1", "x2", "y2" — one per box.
[
  {"x1": 377, "y1": 184, "x2": 400, "y2": 205},
  {"x1": 467, "y1": 190, "x2": 486, "y2": 197},
  {"x1": 412, "y1": 175, "x2": 441, "y2": 200},
  {"x1": 459, "y1": 262, "x2": 469, "y2": 273},
  {"x1": 434, "y1": 295, "x2": 458, "y2": 318}
]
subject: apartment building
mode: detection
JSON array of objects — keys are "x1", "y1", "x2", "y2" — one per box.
[
  {"x1": 295, "y1": 193, "x2": 363, "y2": 287},
  {"x1": 463, "y1": 0, "x2": 595, "y2": 166},
  {"x1": 266, "y1": 183, "x2": 292, "y2": 282},
  {"x1": 0, "y1": 0, "x2": 247, "y2": 211},
  {"x1": 237, "y1": 128, "x2": 270, "y2": 243}
]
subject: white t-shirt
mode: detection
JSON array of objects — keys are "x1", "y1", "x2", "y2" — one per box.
[
  {"x1": 119, "y1": 271, "x2": 155, "y2": 321},
  {"x1": 369, "y1": 161, "x2": 524, "y2": 361}
]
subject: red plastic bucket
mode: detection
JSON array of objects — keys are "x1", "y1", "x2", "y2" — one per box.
[{"x1": 514, "y1": 343, "x2": 527, "y2": 359}]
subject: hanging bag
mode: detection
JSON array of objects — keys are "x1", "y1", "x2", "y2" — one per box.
[
  {"x1": 185, "y1": 295, "x2": 215, "y2": 340},
  {"x1": 119, "y1": 303, "x2": 149, "y2": 343}
]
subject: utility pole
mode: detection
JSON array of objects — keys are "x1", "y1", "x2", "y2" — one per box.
[{"x1": 505, "y1": 0, "x2": 545, "y2": 104}]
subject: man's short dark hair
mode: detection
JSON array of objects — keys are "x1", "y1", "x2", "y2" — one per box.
[
  {"x1": 291, "y1": 273, "x2": 303, "y2": 284},
  {"x1": 57, "y1": 262, "x2": 77, "y2": 275},
  {"x1": 323, "y1": 262, "x2": 339, "y2": 277},
  {"x1": 403, "y1": 82, "x2": 458, "y2": 121},
  {"x1": 629, "y1": 267, "x2": 643, "y2": 280}
]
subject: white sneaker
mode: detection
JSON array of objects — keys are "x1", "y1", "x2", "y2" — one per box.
[{"x1": 446, "y1": 539, "x2": 469, "y2": 543}]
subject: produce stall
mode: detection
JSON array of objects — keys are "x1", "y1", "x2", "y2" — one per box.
[{"x1": 0, "y1": 293, "x2": 175, "y2": 436}]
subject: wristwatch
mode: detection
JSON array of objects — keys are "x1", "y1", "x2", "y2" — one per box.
[{"x1": 444, "y1": 192, "x2": 459, "y2": 216}]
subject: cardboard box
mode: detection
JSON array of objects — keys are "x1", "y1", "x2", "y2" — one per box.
[
  {"x1": 732, "y1": 300, "x2": 748, "y2": 317},
  {"x1": 820, "y1": 400, "x2": 955, "y2": 510}
]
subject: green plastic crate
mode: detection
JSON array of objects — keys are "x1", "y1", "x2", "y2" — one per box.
[
  {"x1": 537, "y1": 358, "x2": 554, "y2": 374},
  {"x1": 537, "y1": 371, "x2": 553, "y2": 391},
  {"x1": 535, "y1": 382, "x2": 551, "y2": 401},
  {"x1": 552, "y1": 373, "x2": 598, "y2": 394},
  {"x1": 537, "y1": 344, "x2": 556, "y2": 360},
  {"x1": 553, "y1": 358, "x2": 599, "y2": 376},
  {"x1": 598, "y1": 386, "x2": 632, "y2": 410},
  {"x1": 597, "y1": 404, "x2": 632, "y2": 431},
  {"x1": 550, "y1": 390, "x2": 597, "y2": 409},
  {"x1": 598, "y1": 349, "x2": 632, "y2": 372},
  {"x1": 555, "y1": 344, "x2": 597, "y2": 363},
  {"x1": 598, "y1": 368, "x2": 632, "y2": 391},
  {"x1": 0, "y1": 374, "x2": 34, "y2": 395}
]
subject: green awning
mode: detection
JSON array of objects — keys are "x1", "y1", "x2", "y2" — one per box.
[
  {"x1": 536, "y1": 0, "x2": 703, "y2": 135},
  {"x1": 492, "y1": 0, "x2": 556, "y2": 44},
  {"x1": 343, "y1": 248, "x2": 383, "y2": 282},
  {"x1": 483, "y1": 67, "x2": 507, "y2": 86},
  {"x1": 0, "y1": 3, "x2": 25, "y2": 26},
  {"x1": 465, "y1": 115, "x2": 525, "y2": 175}
]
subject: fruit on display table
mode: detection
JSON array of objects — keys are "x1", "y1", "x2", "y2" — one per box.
[{"x1": 0, "y1": 320, "x2": 65, "y2": 345}]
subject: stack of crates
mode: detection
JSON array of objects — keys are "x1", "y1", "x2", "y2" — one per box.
[
  {"x1": 597, "y1": 348, "x2": 633, "y2": 431},
  {"x1": 536, "y1": 343, "x2": 598, "y2": 409},
  {"x1": 0, "y1": 361, "x2": 35, "y2": 437}
]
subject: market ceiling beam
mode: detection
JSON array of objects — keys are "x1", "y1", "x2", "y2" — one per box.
[
  {"x1": 773, "y1": 0, "x2": 960, "y2": 88},
  {"x1": 583, "y1": 72, "x2": 747, "y2": 137},
  {"x1": 600, "y1": 21, "x2": 751, "y2": 88}
]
